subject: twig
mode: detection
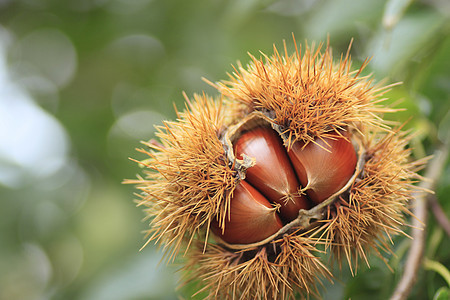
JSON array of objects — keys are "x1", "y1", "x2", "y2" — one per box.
[
  {"x1": 429, "y1": 194, "x2": 450, "y2": 238},
  {"x1": 390, "y1": 142, "x2": 449, "y2": 300}
]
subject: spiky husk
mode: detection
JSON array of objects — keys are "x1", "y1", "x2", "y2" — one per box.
[
  {"x1": 127, "y1": 93, "x2": 236, "y2": 260},
  {"x1": 127, "y1": 39, "x2": 427, "y2": 298},
  {"x1": 322, "y1": 129, "x2": 425, "y2": 273},
  {"x1": 208, "y1": 40, "x2": 426, "y2": 281},
  {"x1": 185, "y1": 234, "x2": 331, "y2": 300},
  {"x1": 217, "y1": 41, "x2": 395, "y2": 148}
]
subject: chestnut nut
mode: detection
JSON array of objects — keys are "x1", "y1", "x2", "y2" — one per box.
[{"x1": 212, "y1": 124, "x2": 357, "y2": 245}]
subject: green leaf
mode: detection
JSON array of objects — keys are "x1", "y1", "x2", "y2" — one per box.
[{"x1": 433, "y1": 286, "x2": 450, "y2": 300}]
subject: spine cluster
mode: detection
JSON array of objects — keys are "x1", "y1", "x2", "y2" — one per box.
[{"x1": 126, "y1": 40, "x2": 425, "y2": 299}]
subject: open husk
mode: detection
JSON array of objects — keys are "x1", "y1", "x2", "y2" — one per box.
[{"x1": 126, "y1": 39, "x2": 426, "y2": 299}]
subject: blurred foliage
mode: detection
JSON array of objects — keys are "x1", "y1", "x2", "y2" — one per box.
[{"x1": 0, "y1": 0, "x2": 449, "y2": 299}]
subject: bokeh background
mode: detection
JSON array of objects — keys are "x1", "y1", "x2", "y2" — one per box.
[{"x1": 0, "y1": 0, "x2": 449, "y2": 299}]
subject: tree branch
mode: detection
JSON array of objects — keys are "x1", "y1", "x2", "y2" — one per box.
[
  {"x1": 390, "y1": 142, "x2": 449, "y2": 300},
  {"x1": 429, "y1": 194, "x2": 450, "y2": 238}
]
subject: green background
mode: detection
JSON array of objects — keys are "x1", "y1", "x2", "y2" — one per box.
[{"x1": 0, "y1": 0, "x2": 449, "y2": 299}]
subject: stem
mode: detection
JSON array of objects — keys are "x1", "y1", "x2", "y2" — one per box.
[
  {"x1": 390, "y1": 142, "x2": 449, "y2": 300},
  {"x1": 429, "y1": 194, "x2": 450, "y2": 238},
  {"x1": 423, "y1": 258, "x2": 450, "y2": 288}
]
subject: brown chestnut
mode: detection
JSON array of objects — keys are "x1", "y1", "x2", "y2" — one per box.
[
  {"x1": 234, "y1": 126, "x2": 310, "y2": 222},
  {"x1": 210, "y1": 180, "x2": 283, "y2": 244},
  {"x1": 287, "y1": 132, "x2": 357, "y2": 204}
]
